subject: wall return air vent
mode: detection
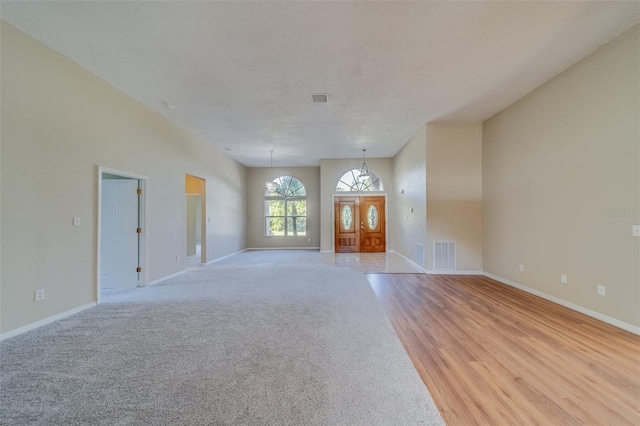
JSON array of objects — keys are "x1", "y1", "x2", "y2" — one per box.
[
  {"x1": 434, "y1": 241, "x2": 456, "y2": 270},
  {"x1": 416, "y1": 243, "x2": 425, "y2": 266},
  {"x1": 311, "y1": 94, "x2": 328, "y2": 103}
]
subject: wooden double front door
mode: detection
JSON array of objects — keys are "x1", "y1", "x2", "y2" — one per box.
[{"x1": 334, "y1": 196, "x2": 386, "y2": 253}]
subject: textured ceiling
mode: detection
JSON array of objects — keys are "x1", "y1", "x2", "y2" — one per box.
[{"x1": 2, "y1": 1, "x2": 639, "y2": 166}]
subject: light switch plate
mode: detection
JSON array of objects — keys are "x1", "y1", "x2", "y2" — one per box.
[
  {"x1": 560, "y1": 274, "x2": 568, "y2": 284},
  {"x1": 633, "y1": 225, "x2": 640, "y2": 237},
  {"x1": 73, "y1": 217, "x2": 81, "y2": 226}
]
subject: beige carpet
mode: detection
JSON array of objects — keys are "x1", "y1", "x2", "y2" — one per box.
[{"x1": 1, "y1": 261, "x2": 442, "y2": 425}]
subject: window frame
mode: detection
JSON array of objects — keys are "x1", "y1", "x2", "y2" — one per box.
[{"x1": 264, "y1": 176, "x2": 307, "y2": 237}]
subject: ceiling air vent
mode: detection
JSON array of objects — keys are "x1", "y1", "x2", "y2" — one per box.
[{"x1": 311, "y1": 94, "x2": 328, "y2": 103}]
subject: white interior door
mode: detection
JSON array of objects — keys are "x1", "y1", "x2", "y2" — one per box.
[{"x1": 101, "y1": 179, "x2": 139, "y2": 289}]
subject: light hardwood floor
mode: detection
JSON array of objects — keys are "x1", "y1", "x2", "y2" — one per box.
[{"x1": 367, "y1": 273, "x2": 640, "y2": 426}]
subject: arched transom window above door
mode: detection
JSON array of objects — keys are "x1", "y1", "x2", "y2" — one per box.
[{"x1": 336, "y1": 169, "x2": 383, "y2": 192}]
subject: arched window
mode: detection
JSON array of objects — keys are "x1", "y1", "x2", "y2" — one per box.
[
  {"x1": 264, "y1": 176, "x2": 307, "y2": 236},
  {"x1": 336, "y1": 169, "x2": 383, "y2": 192}
]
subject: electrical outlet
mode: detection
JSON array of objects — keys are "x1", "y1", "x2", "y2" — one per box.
[
  {"x1": 519, "y1": 264, "x2": 524, "y2": 272},
  {"x1": 176, "y1": 255, "x2": 180, "y2": 262},
  {"x1": 560, "y1": 274, "x2": 568, "y2": 284},
  {"x1": 597, "y1": 285, "x2": 606, "y2": 296},
  {"x1": 34, "y1": 289, "x2": 45, "y2": 301}
]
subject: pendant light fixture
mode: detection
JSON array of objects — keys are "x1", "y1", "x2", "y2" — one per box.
[
  {"x1": 265, "y1": 150, "x2": 277, "y2": 192},
  {"x1": 359, "y1": 149, "x2": 370, "y2": 178}
]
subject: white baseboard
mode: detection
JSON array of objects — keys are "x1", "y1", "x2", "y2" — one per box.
[
  {"x1": 148, "y1": 270, "x2": 186, "y2": 286},
  {"x1": 205, "y1": 249, "x2": 248, "y2": 265},
  {"x1": 246, "y1": 247, "x2": 321, "y2": 251},
  {"x1": 484, "y1": 272, "x2": 640, "y2": 336},
  {"x1": 427, "y1": 270, "x2": 484, "y2": 275},
  {"x1": 0, "y1": 302, "x2": 97, "y2": 342},
  {"x1": 389, "y1": 250, "x2": 428, "y2": 273}
]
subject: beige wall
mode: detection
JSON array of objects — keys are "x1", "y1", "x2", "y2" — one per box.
[
  {"x1": 246, "y1": 167, "x2": 320, "y2": 249},
  {"x1": 391, "y1": 125, "x2": 427, "y2": 263},
  {"x1": 319, "y1": 158, "x2": 393, "y2": 252},
  {"x1": 0, "y1": 22, "x2": 247, "y2": 334},
  {"x1": 426, "y1": 123, "x2": 483, "y2": 271},
  {"x1": 483, "y1": 25, "x2": 640, "y2": 327}
]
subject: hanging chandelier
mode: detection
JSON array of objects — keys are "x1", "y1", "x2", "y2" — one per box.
[{"x1": 359, "y1": 149, "x2": 370, "y2": 178}]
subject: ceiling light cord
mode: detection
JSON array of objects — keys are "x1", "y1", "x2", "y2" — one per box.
[{"x1": 265, "y1": 150, "x2": 277, "y2": 192}]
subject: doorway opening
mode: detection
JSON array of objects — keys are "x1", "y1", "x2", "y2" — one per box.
[
  {"x1": 185, "y1": 174, "x2": 207, "y2": 268},
  {"x1": 97, "y1": 167, "x2": 148, "y2": 303},
  {"x1": 334, "y1": 195, "x2": 386, "y2": 253}
]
